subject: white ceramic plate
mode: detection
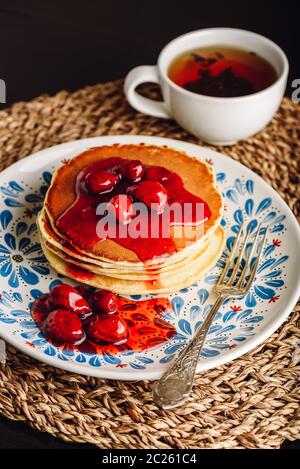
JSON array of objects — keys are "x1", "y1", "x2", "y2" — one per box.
[{"x1": 0, "y1": 135, "x2": 299, "y2": 380}]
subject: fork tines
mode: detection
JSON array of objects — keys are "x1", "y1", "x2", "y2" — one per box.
[{"x1": 218, "y1": 221, "x2": 269, "y2": 294}]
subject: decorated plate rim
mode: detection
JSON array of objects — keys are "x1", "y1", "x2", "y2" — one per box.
[{"x1": 0, "y1": 134, "x2": 300, "y2": 381}]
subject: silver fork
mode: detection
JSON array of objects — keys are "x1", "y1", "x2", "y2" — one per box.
[{"x1": 153, "y1": 222, "x2": 268, "y2": 409}]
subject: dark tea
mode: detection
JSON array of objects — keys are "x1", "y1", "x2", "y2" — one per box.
[{"x1": 168, "y1": 46, "x2": 277, "y2": 97}]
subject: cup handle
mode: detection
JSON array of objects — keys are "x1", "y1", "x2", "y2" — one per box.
[{"x1": 124, "y1": 65, "x2": 170, "y2": 119}]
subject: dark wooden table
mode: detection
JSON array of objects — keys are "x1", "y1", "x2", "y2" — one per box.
[{"x1": 0, "y1": 0, "x2": 299, "y2": 450}]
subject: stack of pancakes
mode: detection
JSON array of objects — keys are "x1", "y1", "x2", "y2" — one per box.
[{"x1": 38, "y1": 144, "x2": 224, "y2": 294}]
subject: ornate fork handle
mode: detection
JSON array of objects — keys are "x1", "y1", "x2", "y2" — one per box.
[
  {"x1": 153, "y1": 223, "x2": 267, "y2": 409},
  {"x1": 153, "y1": 295, "x2": 225, "y2": 409}
]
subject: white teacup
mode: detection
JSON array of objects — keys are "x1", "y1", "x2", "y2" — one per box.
[{"x1": 124, "y1": 28, "x2": 289, "y2": 145}]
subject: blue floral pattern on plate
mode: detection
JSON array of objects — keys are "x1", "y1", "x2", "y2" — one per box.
[{"x1": 0, "y1": 143, "x2": 293, "y2": 378}]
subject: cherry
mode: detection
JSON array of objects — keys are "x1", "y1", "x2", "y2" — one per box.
[
  {"x1": 144, "y1": 166, "x2": 170, "y2": 182},
  {"x1": 119, "y1": 160, "x2": 144, "y2": 182},
  {"x1": 133, "y1": 180, "x2": 168, "y2": 213},
  {"x1": 86, "y1": 170, "x2": 118, "y2": 194},
  {"x1": 86, "y1": 314, "x2": 128, "y2": 344},
  {"x1": 43, "y1": 309, "x2": 84, "y2": 344},
  {"x1": 50, "y1": 284, "x2": 91, "y2": 316},
  {"x1": 91, "y1": 290, "x2": 118, "y2": 314},
  {"x1": 108, "y1": 194, "x2": 134, "y2": 224},
  {"x1": 31, "y1": 293, "x2": 53, "y2": 314}
]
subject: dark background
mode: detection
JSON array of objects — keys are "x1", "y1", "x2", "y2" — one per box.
[
  {"x1": 0, "y1": 0, "x2": 299, "y2": 107},
  {"x1": 0, "y1": 0, "x2": 299, "y2": 450}
]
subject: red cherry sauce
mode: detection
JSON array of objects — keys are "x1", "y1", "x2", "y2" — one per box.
[
  {"x1": 31, "y1": 295, "x2": 176, "y2": 355},
  {"x1": 66, "y1": 263, "x2": 94, "y2": 281},
  {"x1": 56, "y1": 158, "x2": 211, "y2": 262}
]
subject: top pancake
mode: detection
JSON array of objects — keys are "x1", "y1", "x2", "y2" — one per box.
[{"x1": 45, "y1": 144, "x2": 223, "y2": 263}]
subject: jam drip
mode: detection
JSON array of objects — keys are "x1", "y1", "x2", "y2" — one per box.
[
  {"x1": 56, "y1": 157, "x2": 211, "y2": 261},
  {"x1": 31, "y1": 284, "x2": 176, "y2": 356}
]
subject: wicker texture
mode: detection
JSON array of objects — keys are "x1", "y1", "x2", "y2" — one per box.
[{"x1": 0, "y1": 80, "x2": 299, "y2": 449}]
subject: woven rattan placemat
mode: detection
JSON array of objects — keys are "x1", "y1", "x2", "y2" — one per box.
[{"x1": 0, "y1": 80, "x2": 299, "y2": 449}]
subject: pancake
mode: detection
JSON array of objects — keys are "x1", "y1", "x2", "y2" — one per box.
[
  {"x1": 44, "y1": 144, "x2": 223, "y2": 264},
  {"x1": 39, "y1": 143, "x2": 224, "y2": 294},
  {"x1": 40, "y1": 226, "x2": 225, "y2": 295},
  {"x1": 38, "y1": 208, "x2": 215, "y2": 272},
  {"x1": 38, "y1": 212, "x2": 215, "y2": 281}
]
